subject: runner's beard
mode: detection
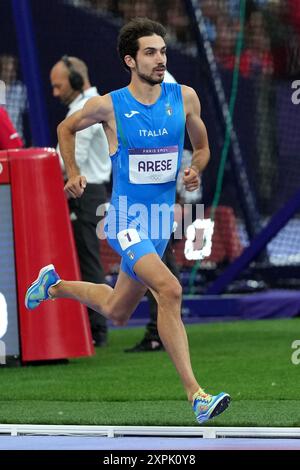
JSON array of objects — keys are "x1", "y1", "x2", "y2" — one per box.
[{"x1": 137, "y1": 68, "x2": 165, "y2": 86}]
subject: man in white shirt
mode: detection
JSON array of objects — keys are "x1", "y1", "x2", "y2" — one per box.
[{"x1": 50, "y1": 56, "x2": 111, "y2": 346}]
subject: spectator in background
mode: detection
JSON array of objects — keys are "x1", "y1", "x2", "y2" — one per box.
[
  {"x1": 118, "y1": 0, "x2": 159, "y2": 22},
  {"x1": 212, "y1": 2, "x2": 276, "y2": 212},
  {"x1": 212, "y1": 2, "x2": 274, "y2": 77},
  {"x1": 0, "y1": 106, "x2": 23, "y2": 150},
  {"x1": 50, "y1": 56, "x2": 111, "y2": 347},
  {"x1": 246, "y1": 6, "x2": 277, "y2": 212},
  {"x1": 270, "y1": 0, "x2": 300, "y2": 78},
  {"x1": 165, "y1": 0, "x2": 195, "y2": 54},
  {"x1": 286, "y1": 0, "x2": 300, "y2": 77},
  {"x1": 87, "y1": 0, "x2": 197, "y2": 55},
  {"x1": 287, "y1": 0, "x2": 300, "y2": 38},
  {"x1": 201, "y1": 0, "x2": 220, "y2": 43},
  {"x1": 0, "y1": 55, "x2": 28, "y2": 143}
]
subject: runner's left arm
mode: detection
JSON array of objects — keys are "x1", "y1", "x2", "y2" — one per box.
[{"x1": 182, "y1": 85, "x2": 210, "y2": 192}]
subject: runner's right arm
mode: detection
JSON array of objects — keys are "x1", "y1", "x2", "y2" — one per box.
[{"x1": 57, "y1": 95, "x2": 111, "y2": 198}]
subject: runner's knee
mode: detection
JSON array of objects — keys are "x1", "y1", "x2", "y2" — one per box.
[{"x1": 158, "y1": 278, "x2": 182, "y2": 303}]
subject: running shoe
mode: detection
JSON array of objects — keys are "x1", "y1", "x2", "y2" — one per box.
[
  {"x1": 193, "y1": 388, "x2": 231, "y2": 424},
  {"x1": 25, "y1": 264, "x2": 61, "y2": 310},
  {"x1": 124, "y1": 336, "x2": 164, "y2": 353}
]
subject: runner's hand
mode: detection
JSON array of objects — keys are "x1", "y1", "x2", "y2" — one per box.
[{"x1": 183, "y1": 167, "x2": 200, "y2": 192}]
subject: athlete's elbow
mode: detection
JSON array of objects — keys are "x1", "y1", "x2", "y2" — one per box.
[
  {"x1": 57, "y1": 120, "x2": 67, "y2": 138},
  {"x1": 57, "y1": 119, "x2": 73, "y2": 139}
]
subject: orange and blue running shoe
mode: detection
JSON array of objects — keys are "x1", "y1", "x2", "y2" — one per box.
[
  {"x1": 193, "y1": 388, "x2": 231, "y2": 424},
  {"x1": 25, "y1": 264, "x2": 61, "y2": 310}
]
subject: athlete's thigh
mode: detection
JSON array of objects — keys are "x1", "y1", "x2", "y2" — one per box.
[
  {"x1": 133, "y1": 252, "x2": 179, "y2": 295},
  {"x1": 109, "y1": 269, "x2": 147, "y2": 315}
]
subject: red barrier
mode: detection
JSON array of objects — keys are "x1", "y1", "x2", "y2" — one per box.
[
  {"x1": 3, "y1": 148, "x2": 94, "y2": 361},
  {"x1": 0, "y1": 151, "x2": 10, "y2": 183}
]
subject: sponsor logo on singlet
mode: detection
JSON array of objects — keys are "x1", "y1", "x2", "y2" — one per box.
[{"x1": 125, "y1": 110, "x2": 140, "y2": 118}]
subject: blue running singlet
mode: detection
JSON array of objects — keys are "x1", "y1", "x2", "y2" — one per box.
[{"x1": 104, "y1": 82, "x2": 185, "y2": 281}]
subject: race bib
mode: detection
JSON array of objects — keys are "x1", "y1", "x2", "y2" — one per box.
[
  {"x1": 117, "y1": 228, "x2": 141, "y2": 251},
  {"x1": 129, "y1": 146, "x2": 178, "y2": 184}
]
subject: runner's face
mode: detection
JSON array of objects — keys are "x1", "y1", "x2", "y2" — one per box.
[{"x1": 134, "y1": 35, "x2": 167, "y2": 85}]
